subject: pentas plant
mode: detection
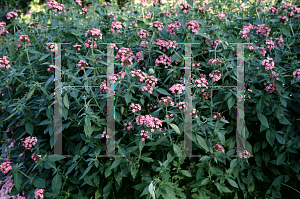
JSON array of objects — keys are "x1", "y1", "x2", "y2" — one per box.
[{"x1": 0, "y1": 0, "x2": 300, "y2": 198}]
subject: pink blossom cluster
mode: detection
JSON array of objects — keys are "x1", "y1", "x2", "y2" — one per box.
[
  {"x1": 135, "y1": 51, "x2": 146, "y2": 63},
  {"x1": 77, "y1": 60, "x2": 89, "y2": 70},
  {"x1": 115, "y1": 47, "x2": 135, "y2": 67},
  {"x1": 140, "y1": 41, "x2": 149, "y2": 48},
  {"x1": 185, "y1": 20, "x2": 200, "y2": 34},
  {"x1": 0, "y1": 22, "x2": 6, "y2": 28},
  {"x1": 145, "y1": 11, "x2": 151, "y2": 19},
  {"x1": 254, "y1": 24, "x2": 271, "y2": 37},
  {"x1": 155, "y1": 54, "x2": 172, "y2": 68},
  {"x1": 84, "y1": 28, "x2": 102, "y2": 48},
  {"x1": 192, "y1": 61, "x2": 201, "y2": 68},
  {"x1": 213, "y1": 143, "x2": 225, "y2": 153},
  {"x1": 0, "y1": 161, "x2": 12, "y2": 174},
  {"x1": 123, "y1": 121, "x2": 132, "y2": 130},
  {"x1": 0, "y1": 175, "x2": 26, "y2": 198},
  {"x1": 203, "y1": 90, "x2": 213, "y2": 99},
  {"x1": 136, "y1": 115, "x2": 163, "y2": 132},
  {"x1": 140, "y1": 130, "x2": 150, "y2": 141},
  {"x1": 47, "y1": 64, "x2": 58, "y2": 72},
  {"x1": 101, "y1": 131, "x2": 109, "y2": 138},
  {"x1": 111, "y1": 21, "x2": 123, "y2": 33},
  {"x1": 73, "y1": 43, "x2": 82, "y2": 51},
  {"x1": 165, "y1": 114, "x2": 175, "y2": 123},
  {"x1": 266, "y1": 40, "x2": 275, "y2": 51},
  {"x1": 137, "y1": 29, "x2": 149, "y2": 39},
  {"x1": 214, "y1": 112, "x2": 225, "y2": 120},
  {"x1": 193, "y1": 74, "x2": 208, "y2": 92},
  {"x1": 196, "y1": 6, "x2": 206, "y2": 14},
  {"x1": 31, "y1": 153, "x2": 42, "y2": 163},
  {"x1": 239, "y1": 150, "x2": 251, "y2": 158},
  {"x1": 274, "y1": 36, "x2": 283, "y2": 47},
  {"x1": 293, "y1": 69, "x2": 300, "y2": 80},
  {"x1": 202, "y1": 0, "x2": 210, "y2": 6},
  {"x1": 207, "y1": 58, "x2": 222, "y2": 65},
  {"x1": 217, "y1": 13, "x2": 226, "y2": 21},
  {"x1": 176, "y1": 101, "x2": 188, "y2": 110},
  {"x1": 159, "y1": 96, "x2": 174, "y2": 106},
  {"x1": 75, "y1": 0, "x2": 82, "y2": 6},
  {"x1": 0, "y1": 56, "x2": 11, "y2": 69},
  {"x1": 284, "y1": 2, "x2": 292, "y2": 9},
  {"x1": 256, "y1": 47, "x2": 267, "y2": 56},
  {"x1": 268, "y1": 5, "x2": 279, "y2": 14},
  {"x1": 129, "y1": 103, "x2": 142, "y2": 112},
  {"x1": 209, "y1": 40, "x2": 221, "y2": 49},
  {"x1": 278, "y1": 16, "x2": 289, "y2": 25},
  {"x1": 150, "y1": 21, "x2": 164, "y2": 31},
  {"x1": 129, "y1": 22, "x2": 138, "y2": 27},
  {"x1": 239, "y1": 3, "x2": 245, "y2": 8},
  {"x1": 142, "y1": 76, "x2": 158, "y2": 94},
  {"x1": 22, "y1": 136, "x2": 38, "y2": 150},
  {"x1": 102, "y1": 2, "x2": 112, "y2": 6},
  {"x1": 99, "y1": 71, "x2": 125, "y2": 94},
  {"x1": 287, "y1": 5, "x2": 300, "y2": 17},
  {"x1": 18, "y1": 35, "x2": 30, "y2": 43},
  {"x1": 151, "y1": 0, "x2": 163, "y2": 4},
  {"x1": 169, "y1": 83, "x2": 185, "y2": 94},
  {"x1": 6, "y1": 12, "x2": 18, "y2": 20},
  {"x1": 262, "y1": 57, "x2": 275, "y2": 71},
  {"x1": 0, "y1": 26, "x2": 9, "y2": 36},
  {"x1": 47, "y1": 0, "x2": 66, "y2": 14},
  {"x1": 263, "y1": 81, "x2": 279, "y2": 93},
  {"x1": 34, "y1": 189, "x2": 44, "y2": 199},
  {"x1": 209, "y1": 70, "x2": 221, "y2": 82},
  {"x1": 200, "y1": 33, "x2": 210, "y2": 42},
  {"x1": 180, "y1": 3, "x2": 192, "y2": 14},
  {"x1": 189, "y1": 108, "x2": 199, "y2": 118},
  {"x1": 129, "y1": 69, "x2": 148, "y2": 82},
  {"x1": 46, "y1": 42, "x2": 56, "y2": 52},
  {"x1": 166, "y1": 21, "x2": 181, "y2": 35},
  {"x1": 239, "y1": 23, "x2": 254, "y2": 41},
  {"x1": 82, "y1": 5, "x2": 89, "y2": 14},
  {"x1": 269, "y1": 71, "x2": 280, "y2": 81},
  {"x1": 161, "y1": 11, "x2": 172, "y2": 18},
  {"x1": 154, "y1": 39, "x2": 178, "y2": 51}
]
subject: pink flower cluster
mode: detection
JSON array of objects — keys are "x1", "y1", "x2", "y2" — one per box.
[
  {"x1": 0, "y1": 161, "x2": 12, "y2": 174},
  {"x1": 6, "y1": 12, "x2": 18, "y2": 20},
  {"x1": 18, "y1": 35, "x2": 30, "y2": 43},
  {"x1": 140, "y1": 41, "x2": 149, "y2": 48},
  {"x1": 0, "y1": 24, "x2": 9, "y2": 36},
  {"x1": 207, "y1": 58, "x2": 222, "y2": 65},
  {"x1": 214, "y1": 112, "x2": 225, "y2": 120},
  {"x1": 47, "y1": 0, "x2": 66, "y2": 14},
  {"x1": 145, "y1": 11, "x2": 151, "y2": 19},
  {"x1": 209, "y1": 70, "x2": 221, "y2": 82},
  {"x1": 137, "y1": 29, "x2": 149, "y2": 39},
  {"x1": 176, "y1": 101, "x2": 188, "y2": 110},
  {"x1": 124, "y1": 121, "x2": 132, "y2": 130},
  {"x1": 47, "y1": 64, "x2": 58, "y2": 72},
  {"x1": 266, "y1": 40, "x2": 275, "y2": 51},
  {"x1": 262, "y1": 57, "x2": 275, "y2": 71},
  {"x1": 151, "y1": 0, "x2": 163, "y2": 5},
  {"x1": 192, "y1": 61, "x2": 201, "y2": 68},
  {"x1": 239, "y1": 150, "x2": 251, "y2": 158},
  {"x1": 129, "y1": 103, "x2": 142, "y2": 112},
  {"x1": 169, "y1": 83, "x2": 185, "y2": 94},
  {"x1": 185, "y1": 20, "x2": 200, "y2": 34},
  {"x1": 217, "y1": 13, "x2": 226, "y2": 21},
  {"x1": 293, "y1": 69, "x2": 300, "y2": 80},
  {"x1": 0, "y1": 56, "x2": 11, "y2": 69},
  {"x1": 239, "y1": 23, "x2": 254, "y2": 41},
  {"x1": 129, "y1": 22, "x2": 138, "y2": 27},
  {"x1": 193, "y1": 74, "x2": 208, "y2": 92},
  {"x1": 159, "y1": 96, "x2": 174, "y2": 106},
  {"x1": 111, "y1": 21, "x2": 123, "y2": 33},
  {"x1": 213, "y1": 143, "x2": 225, "y2": 153},
  {"x1": 203, "y1": 90, "x2": 213, "y2": 99},
  {"x1": 278, "y1": 16, "x2": 289, "y2": 25},
  {"x1": 154, "y1": 39, "x2": 178, "y2": 51},
  {"x1": 101, "y1": 131, "x2": 109, "y2": 138},
  {"x1": 84, "y1": 28, "x2": 102, "y2": 48},
  {"x1": 22, "y1": 136, "x2": 38, "y2": 150},
  {"x1": 189, "y1": 108, "x2": 199, "y2": 118},
  {"x1": 142, "y1": 76, "x2": 158, "y2": 94},
  {"x1": 129, "y1": 69, "x2": 148, "y2": 82},
  {"x1": 196, "y1": 6, "x2": 206, "y2": 14},
  {"x1": 254, "y1": 24, "x2": 271, "y2": 37},
  {"x1": 263, "y1": 81, "x2": 279, "y2": 93},
  {"x1": 99, "y1": 71, "x2": 125, "y2": 94},
  {"x1": 135, "y1": 51, "x2": 146, "y2": 63},
  {"x1": 46, "y1": 42, "x2": 56, "y2": 52},
  {"x1": 268, "y1": 5, "x2": 279, "y2": 14},
  {"x1": 34, "y1": 189, "x2": 44, "y2": 199},
  {"x1": 150, "y1": 21, "x2": 164, "y2": 31},
  {"x1": 140, "y1": 130, "x2": 150, "y2": 141},
  {"x1": 77, "y1": 60, "x2": 89, "y2": 70},
  {"x1": 136, "y1": 115, "x2": 163, "y2": 132},
  {"x1": 75, "y1": 0, "x2": 82, "y2": 6},
  {"x1": 31, "y1": 153, "x2": 42, "y2": 163},
  {"x1": 0, "y1": 175, "x2": 26, "y2": 198},
  {"x1": 73, "y1": 43, "x2": 82, "y2": 51},
  {"x1": 155, "y1": 54, "x2": 172, "y2": 68},
  {"x1": 161, "y1": 11, "x2": 172, "y2": 18},
  {"x1": 274, "y1": 36, "x2": 283, "y2": 47},
  {"x1": 209, "y1": 40, "x2": 221, "y2": 49},
  {"x1": 180, "y1": 3, "x2": 192, "y2": 13},
  {"x1": 167, "y1": 21, "x2": 181, "y2": 35},
  {"x1": 115, "y1": 47, "x2": 135, "y2": 67},
  {"x1": 165, "y1": 114, "x2": 175, "y2": 123},
  {"x1": 82, "y1": 5, "x2": 89, "y2": 15}
]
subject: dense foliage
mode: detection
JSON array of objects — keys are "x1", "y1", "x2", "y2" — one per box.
[{"x1": 0, "y1": 0, "x2": 300, "y2": 198}]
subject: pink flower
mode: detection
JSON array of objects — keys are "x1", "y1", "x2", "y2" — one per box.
[
  {"x1": 209, "y1": 70, "x2": 222, "y2": 82},
  {"x1": 111, "y1": 21, "x2": 123, "y2": 33},
  {"x1": 293, "y1": 69, "x2": 300, "y2": 81},
  {"x1": 75, "y1": 0, "x2": 82, "y2": 6},
  {"x1": 215, "y1": 143, "x2": 225, "y2": 153},
  {"x1": 137, "y1": 29, "x2": 149, "y2": 39},
  {"x1": 82, "y1": 5, "x2": 88, "y2": 14},
  {"x1": 169, "y1": 83, "x2": 185, "y2": 94},
  {"x1": 0, "y1": 56, "x2": 11, "y2": 69},
  {"x1": 185, "y1": 20, "x2": 200, "y2": 34},
  {"x1": 217, "y1": 13, "x2": 226, "y2": 21},
  {"x1": 208, "y1": 58, "x2": 222, "y2": 66},
  {"x1": 77, "y1": 60, "x2": 88, "y2": 70},
  {"x1": 73, "y1": 43, "x2": 82, "y2": 51},
  {"x1": 214, "y1": 112, "x2": 225, "y2": 120},
  {"x1": 180, "y1": 2, "x2": 192, "y2": 13},
  {"x1": 150, "y1": 21, "x2": 164, "y2": 31},
  {"x1": 167, "y1": 21, "x2": 181, "y2": 35},
  {"x1": 47, "y1": 0, "x2": 66, "y2": 14},
  {"x1": 18, "y1": 35, "x2": 30, "y2": 42},
  {"x1": 129, "y1": 103, "x2": 142, "y2": 112},
  {"x1": 34, "y1": 189, "x2": 44, "y2": 199},
  {"x1": 262, "y1": 57, "x2": 275, "y2": 71},
  {"x1": 31, "y1": 153, "x2": 42, "y2": 163},
  {"x1": 239, "y1": 150, "x2": 251, "y2": 158},
  {"x1": 22, "y1": 136, "x2": 38, "y2": 150},
  {"x1": 0, "y1": 161, "x2": 12, "y2": 174},
  {"x1": 6, "y1": 12, "x2": 18, "y2": 20},
  {"x1": 46, "y1": 42, "x2": 56, "y2": 52}
]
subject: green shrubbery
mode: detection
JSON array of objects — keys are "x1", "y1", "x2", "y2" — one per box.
[{"x1": 0, "y1": 0, "x2": 300, "y2": 198}]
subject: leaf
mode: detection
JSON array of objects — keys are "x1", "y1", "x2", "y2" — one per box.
[
  {"x1": 141, "y1": 157, "x2": 154, "y2": 162},
  {"x1": 25, "y1": 122, "x2": 34, "y2": 135},
  {"x1": 266, "y1": 129, "x2": 275, "y2": 146},
  {"x1": 275, "y1": 133, "x2": 285, "y2": 144},
  {"x1": 281, "y1": 25, "x2": 291, "y2": 37},
  {"x1": 125, "y1": 92, "x2": 132, "y2": 105},
  {"x1": 52, "y1": 173, "x2": 62, "y2": 194},
  {"x1": 257, "y1": 113, "x2": 269, "y2": 128},
  {"x1": 156, "y1": 88, "x2": 171, "y2": 96},
  {"x1": 227, "y1": 96, "x2": 235, "y2": 110},
  {"x1": 26, "y1": 88, "x2": 36, "y2": 101},
  {"x1": 227, "y1": 178, "x2": 239, "y2": 188},
  {"x1": 230, "y1": 159, "x2": 238, "y2": 168},
  {"x1": 216, "y1": 131, "x2": 225, "y2": 146},
  {"x1": 39, "y1": 54, "x2": 50, "y2": 61},
  {"x1": 47, "y1": 155, "x2": 66, "y2": 162},
  {"x1": 103, "y1": 181, "x2": 112, "y2": 199},
  {"x1": 80, "y1": 171, "x2": 100, "y2": 187},
  {"x1": 110, "y1": 158, "x2": 122, "y2": 170},
  {"x1": 215, "y1": 182, "x2": 232, "y2": 193},
  {"x1": 148, "y1": 182, "x2": 154, "y2": 194},
  {"x1": 169, "y1": 123, "x2": 181, "y2": 134},
  {"x1": 63, "y1": 93, "x2": 70, "y2": 109},
  {"x1": 65, "y1": 162, "x2": 78, "y2": 175},
  {"x1": 79, "y1": 164, "x2": 93, "y2": 180},
  {"x1": 196, "y1": 135, "x2": 209, "y2": 152},
  {"x1": 13, "y1": 171, "x2": 21, "y2": 191},
  {"x1": 33, "y1": 177, "x2": 46, "y2": 189},
  {"x1": 171, "y1": 50, "x2": 181, "y2": 62},
  {"x1": 180, "y1": 170, "x2": 192, "y2": 177},
  {"x1": 277, "y1": 152, "x2": 286, "y2": 165}
]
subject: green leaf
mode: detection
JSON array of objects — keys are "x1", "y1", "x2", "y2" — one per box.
[
  {"x1": 125, "y1": 92, "x2": 132, "y2": 105},
  {"x1": 66, "y1": 162, "x2": 78, "y2": 175},
  {"x1": 200, "y1": 178, "x2": 210, "y2": 186},
  {"x1": 196, "y1": 135, "x2": 209, "y2": 152},
  {"x1": 276, "y1": 133, "x2": 285, "y2": 144},
  {"x1": 47, "y1": 155, "x2": 66, "y2": 162},
  {"x1": 110, "y1": 158, "x2": 122, "y2": 170},
  {"x1": 141, "y1": 157, "x2": 154, "y2": 162},
  {"x1": 13, "y1": 171, "x2": 21, "y2": 191},
  {"x1": 64, "y1": 93, "x2": 70, "y2": 109},
  {"x1": 39, "y1": 54, "x2": 50, "y2": 62},
  {"x1": 52, "y1": 173, "x2": 62, "y2": 194},
  {"x1": 215, "y1": 182, "x2": 232, "y2": 193},
  {"x1": 80, "y1": 171, "x2": 100, "y2": 187},
  {"x1": 216, "y1": 131, "x2": 225, "y2": 146},
  {"x1": 266, "y1": 129, "x2": 275, "y2": 146},
  {"x1": 257, "y1": 113, "x2": 269, "y2": 128},
  {"x1": 33, "y1": 177, "x2": 46, "y2": 189},
  {"x1": 25, "y1": 122, "x2": 34, "y2": 135},
  {"x1": 277, "y1": 152, "x2": 286, "y2": 165},
  {"x1": 26, "y1": 88, "x2": 36, "y2": 101},
  {"x1": 230, "y1": 159, "x2": 238, "y2": 168},
  {"x1": 227, "y1": 96, "x2": 235, "y2": 110},
  {"x1": 169, "y1": 123, "x2": 181, "y2": 134},
  {"x1": 180, "y1": 170, "x2": 192, "y2": 177},
  {"x1": 281, "y1": 25, "x2": 291, "y2": 37},
  {"x1": 281, "y1": 117, "x2": 292, "y2": 125},
  {"x1": 156, "y1": 88, "x2": 171, "y2": 96},
  {"x1": 79, "y1": 164, "x2": 93, "y2": 180},
  {"x1": 103, "y1": 181, "x2": 113, "y2": 199},
  {"x1": 227, "y1": 178, "x2": 239, "y2": 188}
]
